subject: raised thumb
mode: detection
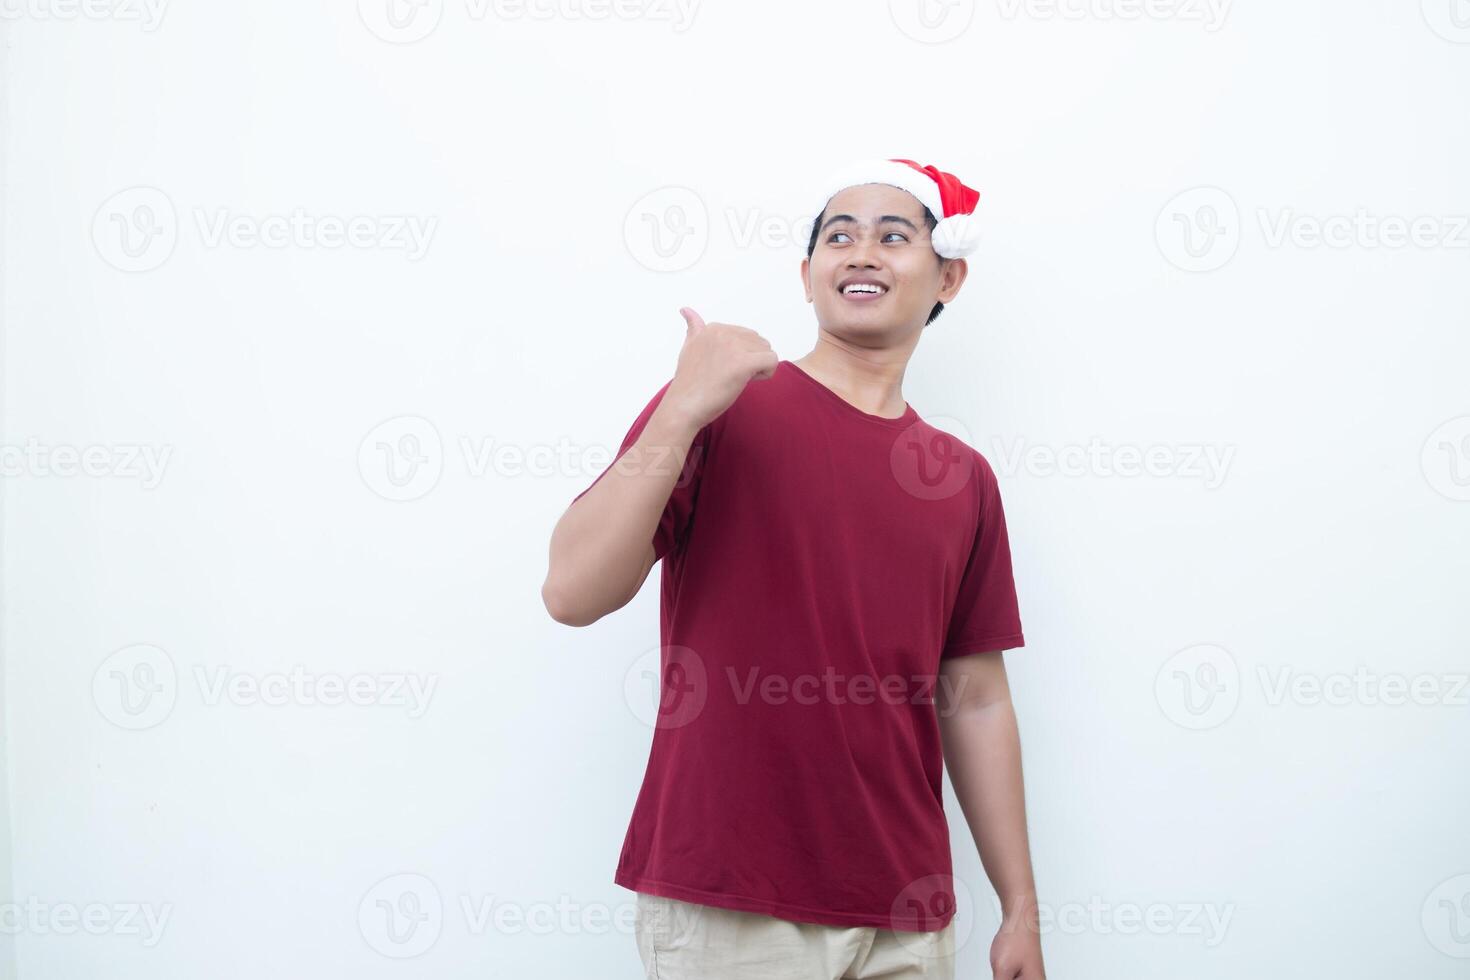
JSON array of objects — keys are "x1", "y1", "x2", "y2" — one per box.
[{"x1": 679, "y1": 307, "x2": 706, "y2": 335}]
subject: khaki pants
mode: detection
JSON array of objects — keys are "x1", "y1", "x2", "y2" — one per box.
[{"x1": 634, "y1": 892, "x2": 957, "y2": 980}]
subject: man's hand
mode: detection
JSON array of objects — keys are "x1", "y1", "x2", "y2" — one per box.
[
  {"x1": 990, "y1": 905, "x2": 1045, "y2": 979},
  {"x1": 661, "y1": 307, "x2": 779, "y2": 432}
]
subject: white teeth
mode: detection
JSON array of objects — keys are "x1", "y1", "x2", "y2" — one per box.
[{"x1": 842, "y1": 284, "x2": 884, "y2": 294}]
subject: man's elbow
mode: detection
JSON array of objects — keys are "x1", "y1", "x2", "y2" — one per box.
[{"x1": 541, "y1": 576, "x2": 602, "y2": 627}]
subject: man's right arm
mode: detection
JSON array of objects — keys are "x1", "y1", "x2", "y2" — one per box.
[
  {"x1": 541, "y1": 307, "x2": 778, "y2": 627},
  {"x1": 540, "y1": 395, "x2": 701, "y2": 626}
]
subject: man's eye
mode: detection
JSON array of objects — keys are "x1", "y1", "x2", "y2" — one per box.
[{"x1": 826, "y1": 230, "x2": 907, "y2": 244}]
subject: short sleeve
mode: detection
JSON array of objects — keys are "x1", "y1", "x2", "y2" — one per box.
[
  {"x1": 570, "y1": 380, "x2": 707, "y2": 562},
  {"x1": 941, "y1": 457, "x2": 1025, "y2": 659}
]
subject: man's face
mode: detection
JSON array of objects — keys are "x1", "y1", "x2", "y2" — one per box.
[{"x1": 801, "y1": 182, "x2": 966, "y2": 339}]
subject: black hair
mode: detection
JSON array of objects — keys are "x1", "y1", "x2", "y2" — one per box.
[{"x1": 806, "y1": 204, "x2": 946, "y2": 326}]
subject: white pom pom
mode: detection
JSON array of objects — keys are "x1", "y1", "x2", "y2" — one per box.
[{"x1": 931, "y1": 213, "x2": 981, "y2": 259}]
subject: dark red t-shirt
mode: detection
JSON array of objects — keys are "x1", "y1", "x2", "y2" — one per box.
[{"x1": 571, "y1": 359, "x2": 1025, "y2": 932}]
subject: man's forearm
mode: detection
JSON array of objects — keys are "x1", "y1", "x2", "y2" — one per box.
[{"x1": 938, "y1": 697, "x2": 1039, "y2": 922}]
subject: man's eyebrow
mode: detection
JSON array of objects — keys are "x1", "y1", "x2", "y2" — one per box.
[{"x1": 819, "y1": 213, "x2": 921, "y2": 233}]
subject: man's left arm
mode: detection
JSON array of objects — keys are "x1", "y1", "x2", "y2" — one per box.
[{"x1": 937, "y1": 649, "x2": 1045, "y2": 980}]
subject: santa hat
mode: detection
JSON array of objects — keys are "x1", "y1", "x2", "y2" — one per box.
[{"x1": 813, "y1": 158, "x2": 981, "y2": 259}]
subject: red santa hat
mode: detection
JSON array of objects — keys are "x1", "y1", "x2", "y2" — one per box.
[{"x1": 813, "y1": 158, "x2": 982, "y2": 259}]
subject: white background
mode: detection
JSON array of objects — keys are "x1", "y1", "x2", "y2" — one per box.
[{"x1": 2, "y1": 0, "x2": 1468, "y2": 977}]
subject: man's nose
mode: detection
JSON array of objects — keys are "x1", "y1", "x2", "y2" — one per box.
[{"x1": 847, "y1": 239, "x2": 882, "y2": 267}]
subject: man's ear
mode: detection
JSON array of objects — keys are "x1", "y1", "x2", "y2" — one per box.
[
  {"x1": 936, "y1": 257, "x2": 968, "y2": 304},
  {"x1": 800, "y1": 256, "x2": 813, "y2": 303}
]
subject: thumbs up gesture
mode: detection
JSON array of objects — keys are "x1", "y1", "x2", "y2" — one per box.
[{"x1": 662, "y1": 308, "x2": 780, "y2": 431}]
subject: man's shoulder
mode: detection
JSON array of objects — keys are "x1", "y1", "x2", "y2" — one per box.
[
  {"x1": 708, "y1": 360, "x2": 804, "y2": 429},
  {"x1": 895, "y1": 415, "x2": 1007, "y2": 516},
  {"x1": 906, "y1": 414, "x2": 998, "y2": 473}
]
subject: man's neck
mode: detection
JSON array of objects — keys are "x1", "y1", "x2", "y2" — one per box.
[{"x1": 792, "y1": 336, "x2": 915, "y2": 420}]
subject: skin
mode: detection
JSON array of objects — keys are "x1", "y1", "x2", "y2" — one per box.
[{"x1": 542, "y1": 181, "x2": 1044, "y2": 979}]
